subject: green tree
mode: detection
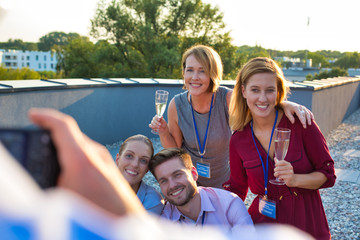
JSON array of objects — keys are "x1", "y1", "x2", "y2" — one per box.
[
  {"x1": 38, "y1": 32, "x2": 81, "y2": 51},
  {"x1": 38, "y1": 70, "x2": 63, "y2": 79},
  {"x1": 90, "y1": 0, "x2": 231, "y2": 78},
  {"x1": 235, "y1": 45, "x2": 271, "y2": 60},
  {"x1": 229, "y1": 45, "x2": 272, "y2": 79},
  {"x1": 290, "y1": 50, "x2": 307, "y2": 59},
  {"x1": 0, "y1": 66, "x2": 41, "y2": 80},
  {"x1": 214, "y1": 33, "x2": 239, "y2": 80},
  {"x1": 307, "y1": 52, "x2": 329, "y2": 68},
  {"x1": 248, "y1": 45, "x2": 270, "y2": 59},
  {"x1": 328, "y1": 67, "x2": 348, "y2": 78},
  {"x1": 57, "y1": 36, "x2": 96, "y2": 78},
  {"x1": 334, "y1": 52, "x2": 360, "y2": 69},
  {"x1": 315, "y1": 50, "x2": 344, "y2": 59},
  {"x1": 306, "y1": 67, "x2": 348, "y2": 81},
  {"x1": 0, "y1": 39, "x2": 38, "y2": 51},
  {"x1": 92, "y1": 40, "x2": 136, "y2": 77}
]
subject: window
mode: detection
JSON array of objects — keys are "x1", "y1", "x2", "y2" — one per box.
[
  {"x1": 22, "y1": 56, "x2": 24, "y2": 60},
  {"x1": 5, "y1": 55, "x2": 10, "y2": 60},
  {"x1": 44, "y1": 56, "x2": 46, "y2": 61},
  {"x1": 51, "y1": 64, "x2": 54, "y2": 69},
  {"x1": 5, "y1": 62, "x2": 11, "y2": 67},
  {"x1": 38, "y1": 63, "x2": 41, "y2": 69},
  {"x1": 36, "y1": 55, "x2": 39, "y2": 61},
  {"x1": 12, "y1": 62, "x2": 17, "y2": 67},
  {"x1": 44, "y1": 63, "x2": 46, "y2": 69},
  {"x1": 27, "y1": 62, "x2": 30, "y2": 67},
  {"x1": 26, "y1": 56, "x2": 30, "y2": 60},
  {"x1": 12, "y1": 56, "x2": 17, "y2": 60}
]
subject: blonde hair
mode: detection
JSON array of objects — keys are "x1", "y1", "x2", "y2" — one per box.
[
  {"x1": 229, "y1": 57, "x2": 289, "y2": 131},
  {"x1": 181, "y1": 45, "x2": 223, "y2": 93}
]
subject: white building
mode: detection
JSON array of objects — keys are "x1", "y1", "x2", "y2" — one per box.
[
  {"x1": 0, "y1": 49, "x2": 58, "y2": 72},
  {"x1": 274, "y1": 56, "x2": 301, "y2": 63}
]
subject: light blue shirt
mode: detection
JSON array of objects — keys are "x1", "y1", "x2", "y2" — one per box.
[
  {"x1": 137, "y1": 181, "x2": 164, "y2": 215},
  {"x1": 161, "y1": 186, "x2": 254, "y2": 235}
]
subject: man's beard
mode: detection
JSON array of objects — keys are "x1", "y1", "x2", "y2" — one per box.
[{"x1": 166, "y1": 181, "x2": 196, "y2": 206}]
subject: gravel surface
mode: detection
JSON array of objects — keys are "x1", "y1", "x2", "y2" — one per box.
[
  {"x1": 320, "y1": 108, "x2": 360, "y2": 240},
  {"x1": 107, "y1": 108, "x2": 360, "y2": 240}
]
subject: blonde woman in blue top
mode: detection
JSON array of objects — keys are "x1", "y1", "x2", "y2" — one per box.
[{"x1": 116, "y1": 134, "x2": 164, "y2": 215}]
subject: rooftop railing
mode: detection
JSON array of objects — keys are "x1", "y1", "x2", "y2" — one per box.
[{"x1": 0, "y1": 77, "x2": 359, "y2": 145}]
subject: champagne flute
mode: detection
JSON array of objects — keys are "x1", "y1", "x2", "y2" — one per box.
[
  {"x1": 151, "y1": 90, "x2": 169, "y2": 134},
  {"x1": 269, "y1": 128, "x2": 291, "y2": 185}
]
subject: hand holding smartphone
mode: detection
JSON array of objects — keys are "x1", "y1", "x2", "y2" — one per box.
[{"x1": 0, "y1": 128, "x2": 60, "y2": 189}]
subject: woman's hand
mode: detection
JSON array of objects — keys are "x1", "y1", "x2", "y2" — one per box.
[
  {"x1": 149, "y1": 115, "x2": 169, "y2": 135},
  {"x1": 281, "y1": 101, "x2": 314, "y2": 128},
  {"x1": 274, "y1": 157, "x2": 328, "y2": 189},
  {"x1": 273, "y1": 158, "x2": 297, "y2": 187}
]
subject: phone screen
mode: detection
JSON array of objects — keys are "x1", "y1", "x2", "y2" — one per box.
[{"x1": 0, "y1": 128, "x2": 60, "y2": 189}]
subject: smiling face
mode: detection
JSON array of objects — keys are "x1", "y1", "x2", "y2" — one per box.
[
  {"x1": 242, "y1": 72, "x2": 278, "y2": 119},
  {"x1": 154, "y1": 158, "x2": 198, "y2": 207},
  {"x1": 183, "y1": 54, "x2": 211, "y2": 96},
  {"x1": 116, "y1": 140, "x2": 152, "y2": 192}
]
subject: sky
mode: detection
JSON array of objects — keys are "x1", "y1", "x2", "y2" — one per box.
[{"x1": 0, "y1": 0, "x2": 359, "y2": 52}]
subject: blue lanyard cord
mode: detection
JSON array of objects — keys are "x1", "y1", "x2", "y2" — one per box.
[
  {"x1": 190, "y1": 94, "x2": 214, "y2": 159},
  {"x1": 201, "y1": 211, "x2": 206, "y2": 225},
  {"x1": 179, "y1": 211, "x2": 206, "y2": 226},
  {"x1": 250, "y1": 110, "x2": 278, "y2": 197}
]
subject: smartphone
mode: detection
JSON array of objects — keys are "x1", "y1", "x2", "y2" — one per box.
[{"x1": 0, "y1": 128, "x2": 60, "y2": 189}]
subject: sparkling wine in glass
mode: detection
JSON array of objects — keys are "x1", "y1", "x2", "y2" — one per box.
[
  {"x1": 269, "y1": 128, "x2": 291, "y2": 185},
  {"x1": 152, "y1": 90, "x2": 169, "y2": 134}
]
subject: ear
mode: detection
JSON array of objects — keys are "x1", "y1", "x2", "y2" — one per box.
[
  {"x1": 115, "y1": 153, "x2": 120, "y2": 166},
  {"x1": 191, "y1": 166, "x2": 198, "y2": 181},
  {"x1": 241, "y1": 85, "x2": 246, "y2": 99}
]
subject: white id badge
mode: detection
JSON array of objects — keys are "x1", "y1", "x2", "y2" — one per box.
[
  {"x1": 196, "y1": 162, "x2": 211, "y2": 178},
  {"x1": 259, "y1": 196, "x2": 276, "y2": 219}
]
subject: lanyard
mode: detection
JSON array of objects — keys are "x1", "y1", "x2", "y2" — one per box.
[
  {"x1": 190, "y1": 94, "x2": 214, "y2": 159},
  {"x1": 179, "y1": 211, "x2": 206, "y2": 226},
  {"x1": 201, "y1": 211, "x2": 206, "y2": 225},
  {"x1": 250, "y1": 109, "x2": 278, "y2": 197}
]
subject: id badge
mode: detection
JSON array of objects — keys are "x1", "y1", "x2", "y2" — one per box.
[
  {"x1": 196, "y1": 162, "x2": 211, "y2": 178},
  {"x1": 259, "y1": 196, "x2": 276, "y2": 219}
]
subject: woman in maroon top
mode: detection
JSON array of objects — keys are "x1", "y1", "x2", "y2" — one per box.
[{"x1": 224, "y1": 57, "x2": 336, "y2": 240}]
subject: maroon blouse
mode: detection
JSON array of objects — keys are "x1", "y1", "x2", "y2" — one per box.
[{"x1": 224, "y1": 115, "x2": 336, "y2": 240}]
